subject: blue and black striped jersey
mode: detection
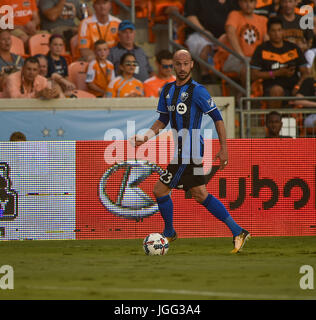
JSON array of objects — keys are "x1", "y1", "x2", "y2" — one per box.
[{"x1": 157, "y1": 78, "x2": 222, "y2": 163}]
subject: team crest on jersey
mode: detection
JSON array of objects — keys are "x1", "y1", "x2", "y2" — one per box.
[
  {"x1": 180, "y1": 92, "x2": 189, "y2": 102},
  {"x1": 176, "y1": 103, "x2": 187, "y2": 115},
  {"x1": 207, "y1": 98, "x2": 215, "y2": 108},
  {"x1": 111, "y1": 28, "x2": 117, "y2": 34}
]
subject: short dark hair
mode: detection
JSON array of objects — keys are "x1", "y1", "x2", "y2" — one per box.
[
  {"x1": 266, "y1": 111, "x2": 282, "y2": 124},
  {"x1": 267, "y1": 17, "x2": 283, "y2": 31},
  {"x1": 94, "y1": 39, "x2": 108, "y2": 50},
  {"x1": 24, "y1": 56, "x2": 40, "y2": 66},
  {"x1": 155, "y1": 50, "x2": 173, "y2": 64},
  {"x1": 10, "y1": 131, "x2": 26, "y2": 141},
  {"x1": 120, "y1": 52, "x2": 136, "y2": 65},
  {"x1": 49, "y1": 34, "x2": 65, "y2": 45}
]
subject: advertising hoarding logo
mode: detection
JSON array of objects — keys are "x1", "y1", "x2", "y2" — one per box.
[
  {"x1": 0, "y1": 163, "x2": 18, "y2": 221},
  {"x1": 99, "y1": 160, "x2": 164, "y2": 220}
]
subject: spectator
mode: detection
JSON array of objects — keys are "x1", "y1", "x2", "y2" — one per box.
[
  {"x1": 251, "y1": 17, "x2": 309, "y2": 108},
  {"x1": 144, "y1": 50, "x2": 176, "y2": 97},
  {"x1": 108, "y1": 20, "x2": 154, "y2": 82},
  {"x1": 290, "y1": 58, "x2": 316, "y2": 132},
  {"x1": 274, "y1": 0, "x2": 281, "y2": 12},
  {"x1": 86, "y1": 39, "x2": 115, "y2": 97},
  {"x1": 265, "y1": 111, "x2": 292, "y2": 137},
  {"x1": 254, "y1": 0, "x2": 277, "y2": 17},
  {"x1": 106, "y1": 52, "x2": 144, "y2": 98},
  {"x1": 34, "y1": 54, "x2": 49, "y2": 77},
  {"x1": 277, "y1": 0, "x2": 314, "y2": 51},
  {"x1": 46, "y1": 34, "x2": 76, "y2": 95},
  {"x1": 38, "y1": 0, "x2": 83, "y2": 49},
  {"x1": 77, "y1": 0, "x2": 121, "y2": 61},
  {"x1": 222, "y1": 0, "x2": 268, "y2": 84},
  {"x1": 10, "y1": 131, "x2": 26, "y2": 141},
  {"x1": 297, "y1": 0, "x2": 316, "y2": 68},
  {"x1": 1, "y1": 0, "x2": 40, "y2": 45},
  {"x1": 2, "y1": 56, "x2": 62, "y2": 99},
  {"x1": 184, "y1": 0, "x2": 239, "y2": 84},
  {"x1": 35, "y1": 53, "x2": 66, "y2": 96},
  {"x1": 38, "y1": 0, "x2": 82, "y2": 33},
  {"x1": 0, "y1": 30, "x2": 24, "y2": 91}
]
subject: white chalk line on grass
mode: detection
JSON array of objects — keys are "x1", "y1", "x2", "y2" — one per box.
[{"x1": 24, "y1": 285, "x2": 316, "y2": 300}]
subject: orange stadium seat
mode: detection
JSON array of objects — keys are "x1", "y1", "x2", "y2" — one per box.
[
  {"x1": 148, "y1": 0, "x2": 185, "y2": 43},
  {"x1": 68, "y1": 61, "x2": 89, "y2": 91},
  {"x1": 70, "y1": 34, "x2": 79, "y2": 60},
  {"x1": 11, "y1": 35, "x2": 26, "y2": 57},
  {"x1": 28, "y1": 33, "x2": 69, "y2": 57},
  {"x1": 28, "y1": 33, "x2": 51, "y2": 56}
]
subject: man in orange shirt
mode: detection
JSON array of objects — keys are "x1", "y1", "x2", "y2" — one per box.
[
  {"x1": 1, "y1": 0, "x2": 40, "y2": 45},
  {"x1": 78, "y1": 0, "x2": 121, "y2": 61},
  {"x1": 144, "y1": 50, "x2": 176, "y2": 97},
  {"x1": 223, "y1": 0, "x2": 268, "y2": 81},
  {"x1": 86, "y1": 39, "x2": 115, "y2": 97},
  {"x1": 2, "y1": 56, "x2": 61, "y2": 99}
]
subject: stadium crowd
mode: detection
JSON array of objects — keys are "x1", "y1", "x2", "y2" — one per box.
[{"x1": 0, "y1": 0, "x2": 315, "y2": 134}]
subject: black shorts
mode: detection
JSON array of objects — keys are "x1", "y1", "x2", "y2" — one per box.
[{"x1": 159, "y1": 162, "x2": 206, "y2": 191}]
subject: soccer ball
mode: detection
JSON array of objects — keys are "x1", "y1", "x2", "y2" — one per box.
[{"x1": 143, "y1": 233, "x2": 169, "y2": 256}]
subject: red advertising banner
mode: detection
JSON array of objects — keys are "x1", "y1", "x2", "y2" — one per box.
[{"x1": 76, "y1": 139, "x2": 316, "y2": 239}]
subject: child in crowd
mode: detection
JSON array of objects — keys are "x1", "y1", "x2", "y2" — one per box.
[
  {"x1": 86, "y1": 40, "x2": 115, "y2": 97},
  {"x1": 46, "y1": 34, "x2": 76, "y2": 95}
]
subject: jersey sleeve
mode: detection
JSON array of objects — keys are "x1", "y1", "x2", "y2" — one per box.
[
  {"x1": 250, "y1": 45, "x2": 264, "y2": 70},
  {"x1": 106, "y1": 78, "x2": 116, "y2": 97},
  {"x1": 78, "y1": 19, "x2": 91, "y2": 49},
  {"x1": 156, "y1": 84, "x2": 169, "y2": 114},
  {"x1": 225, "y1": 10, "x2": 239, "y2": 29},
  {"x1": 296, "y1": 46, "x2": 308, "y2": 67},
  {"x1": 85, "y1": 62, "x2": 96, "y2": 83},
  {"x1": 195, "y1": 85, "x2": 223, "y2": 121},
  {"x1": 195, "y1": 85, "x2": 217, "y2": 113}
]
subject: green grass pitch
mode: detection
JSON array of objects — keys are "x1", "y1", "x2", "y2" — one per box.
[{"x1": 0, "y1": 236, "x2": 316, "y2": 300}]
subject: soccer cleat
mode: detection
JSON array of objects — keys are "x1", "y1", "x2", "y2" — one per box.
[
  {"x1": 164, "y1": 231, "x2": 177, "y2": 243},
  {"x1": 231, "y1": 229, "x2": 250, "y2": 253}
]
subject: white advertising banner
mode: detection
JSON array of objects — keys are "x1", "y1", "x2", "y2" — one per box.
[{"x1": 0, "y1": 142, "x2": 76, "y2": 240}]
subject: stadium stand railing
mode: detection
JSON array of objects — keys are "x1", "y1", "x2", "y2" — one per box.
[
  {"x1": 165, "y1": 10, "x2": 250, "y2": 102},
  {"x1": 239, "y1": 96, "x2": 316, "y2": 138}
]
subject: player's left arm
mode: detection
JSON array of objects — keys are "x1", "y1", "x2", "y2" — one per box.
[
  {"x1": 196, "y1": 86, "x2": 228, "y2": 170},
  {"x1": 214, "y1": 120, "x2": 229, "y2": 170}
]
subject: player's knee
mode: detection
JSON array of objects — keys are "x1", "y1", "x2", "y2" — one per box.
[
  {"x1": 153, "y1": 181, "x2": 169, "y2": 199},
  {"x1": 190, "y1": 189, "x2": 207, "y2": 204}
]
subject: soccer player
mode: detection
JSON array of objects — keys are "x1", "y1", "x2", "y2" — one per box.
[{"x1": 131, "y1": 49, "x2": 250, "y2": 253}]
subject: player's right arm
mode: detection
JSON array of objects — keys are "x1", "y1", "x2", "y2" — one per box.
[
  {"x1": 130, "y1": 83, "x2": 170, "y2": 146},
  {"x1": 131, "y1": 120, "x2": 167, "y2": 147}
]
